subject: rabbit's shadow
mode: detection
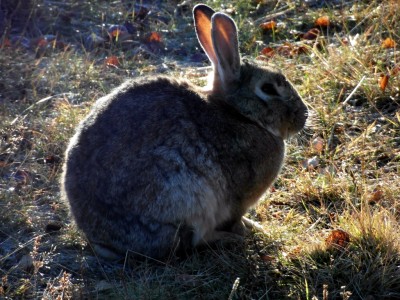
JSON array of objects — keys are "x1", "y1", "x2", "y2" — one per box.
[{"x1": 79, "y1": 231, "x2": 283, "y2": 298}]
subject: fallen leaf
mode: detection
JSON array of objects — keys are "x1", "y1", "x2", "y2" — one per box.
[
  {"x1": 260, "y1": 20, "x2": 277, "y2": 31},
  {"x1": 146, "y1": 32, "x2": 162, "y2": 43},
  {"x1": 367, "y1": 186, "x2": 383, "y2": 204},
  {"x1": 312, "y1": 137, "x2": 324, "y2": 153},
  {"x1": 341, "y1": 37, "x2": 349, "y2": 46},
  {"x1": 105, "y1": 56, "x2": 120, "y2": 67},
  {"x1": 382, "y1": 37, "x2": 396, "y2": 49},
  {"x1": 379, "y1": 74, "x2": 389, "y2": 91},
  {"x1": 108, "y1": 25, "x2": 128, "y2": 38},
  {"x1": 260, "y1": 254, "x2": 275, "y2": 262},
  {"x1": 107, "y1": 25, "x2": 132, "y2": 43},
  {"x1": 260, "y1": 47, "x2": 275, "y2": 57},
  {"x1": 302, "y1": 28, "x2": 320, "y2": 40},
  {"x1": 325, "y1": 229, "x2": 350, "y2": 250},
  {"x1": 144, "y1": 32, "x2": 164, "y2": 54},
  {"x1": 302, "y1": 156, "x2": 319, "y2": 170},
  {"x1": 315, "y1": 16, "x2": 330, "y2": 27},
  {"x1": 36, "y1": 37, "x2": 48, "y2": 48}
]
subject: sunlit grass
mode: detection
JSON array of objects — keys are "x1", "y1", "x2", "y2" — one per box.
[{"x1": 0, "y1": 0, "x2": 399, "y2": 299}]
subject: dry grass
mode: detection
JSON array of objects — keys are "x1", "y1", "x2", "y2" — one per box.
[{"x1": 0, "y1": 0, "x2": 399, "y2": 299}]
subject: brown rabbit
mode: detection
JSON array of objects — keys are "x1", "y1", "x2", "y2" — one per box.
[{"x1": 60, "y1": 4, "x2": 308, "y2": 260}]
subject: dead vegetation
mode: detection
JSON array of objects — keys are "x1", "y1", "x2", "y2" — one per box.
[{"x1": 0, "y1": 0, "x2": 399, "y2": 299}]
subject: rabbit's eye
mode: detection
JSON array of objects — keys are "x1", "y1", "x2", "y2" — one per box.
[{"x1": 261, "y1": 83, "x2": 279, "y2": 96}]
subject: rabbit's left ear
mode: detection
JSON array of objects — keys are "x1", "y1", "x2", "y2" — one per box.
[
  {"x1": 211, "y1": 13, "x2": 241, "y2": 91},
  {"x1": 193, "y1": 4, "x2": 217, "y2": 67}
]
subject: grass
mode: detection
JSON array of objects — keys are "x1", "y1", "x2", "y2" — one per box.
[{"x1": 0, "y1": 0, "x2": 399, "y2": 299}]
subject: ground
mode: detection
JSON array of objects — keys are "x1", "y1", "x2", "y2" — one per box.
[{"x1": 0, "y1": 0, "x2": 399, "y2": 299}]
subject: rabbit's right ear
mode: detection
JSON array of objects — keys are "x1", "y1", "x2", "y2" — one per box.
[
  {"x1": 211, "y1": 13, "x2": 241, "y2": 92},
  {"x1": 193, "y1": 4, "x2": 217, "y2": 67}
]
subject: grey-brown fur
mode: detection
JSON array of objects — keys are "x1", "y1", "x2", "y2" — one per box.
[{"x1": 61, "y1": 4, "x2": 307, "y2": 260}]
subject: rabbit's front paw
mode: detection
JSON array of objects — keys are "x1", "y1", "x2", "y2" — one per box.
[
  {"x1": 240, "y1": 216, "x2": 266, "y2": 234},
  {"x1": 92, "y1": 243, "x2": 123, "y2": 260}
]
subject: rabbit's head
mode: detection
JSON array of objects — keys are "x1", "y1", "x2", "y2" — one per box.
[{"x1": 194, "y1": 4, "x2": 308, "y2": 139}]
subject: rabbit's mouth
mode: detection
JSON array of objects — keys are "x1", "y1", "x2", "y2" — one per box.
[
  {"x1": 284, "y1": 109, "x2": 308, "y2": 139},
  {"x1": 292, "y1": 105, "x2": 308, "y2": 127}
]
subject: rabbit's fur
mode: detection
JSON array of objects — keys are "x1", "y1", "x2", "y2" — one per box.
[{"x1": 61, "y1": 4, "x2": 308, "y2": 260}]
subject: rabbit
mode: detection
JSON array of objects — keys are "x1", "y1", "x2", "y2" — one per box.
[{"x1": 60, "y1": 4, "x2": 308, "y2": 260}]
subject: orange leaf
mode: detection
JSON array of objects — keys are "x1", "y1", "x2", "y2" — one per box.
[
  {"x1": 260, "y1": 255, "x2": 275, "y2": 262},
  {"x1": 367, "y1": 186, "x2": 384, "y2": 204},
  {"x1": 108, "y1": 25, "x2": 130, "y2": 42},
  {"x1": 325, "y1": 229, "x2": 350, "y2": 250},
  {"x1": 315, "y1": 16, "x2": 330, "y2": 27},
  {"x1": 144, "y1": 32, "x2": 164, "y2": 54},
  {"x1": 146, "y1": 32, "x2": 162, "y2": 43},
  {"x1": 260, "y1": 20, "x2": 277, "y2": 31},
  {"x1": 302, "y1": 28, "x2": 320, "y2": 40},
  {"x1": 341, "y1": 37, "x2": 349, "y2": 46},
  {"x1": 260, "y1": 47, "x2": 275, "y2": 57},
  {"x1": 110, "y1": 29, "x2": 123, "y2": 38},
  {"x1": 37, "y1": 37, "x2": 48, "y2": 48},
  {"x1": 379, "y1": 74, "x2": 389, "y2": 91},
  {"x1": 382, "y1": 37, "x2": 396, "y2": 49},
  {"x1": 105, "y1": 56, "x2": 120, "y2": 67}
]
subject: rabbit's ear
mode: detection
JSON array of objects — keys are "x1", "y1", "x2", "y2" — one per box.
[
  {"x1": 193, "y1": 4, "x2": 218, "y2": 67},
  {"x1": 211, "y1": 13, "x2": 241, "y2": 91}
]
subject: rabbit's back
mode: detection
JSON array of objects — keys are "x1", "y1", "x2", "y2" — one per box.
[{"x1": 62, "y1": 76, "x2": 285, "y2": 258}]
